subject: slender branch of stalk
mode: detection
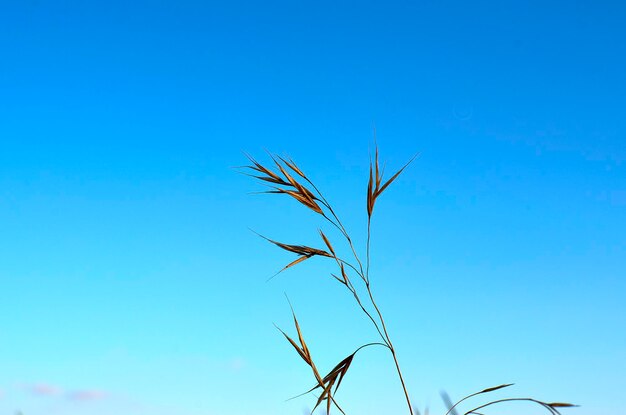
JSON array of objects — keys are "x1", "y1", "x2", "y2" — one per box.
[
  {"x1": 300, "y1": 176, "x2": 368, "y2": 283},
  {"x1": 365, "y1": 215, "x2": 414, "y2": 415},
  {"x1": 330, "y1": 254, "x2": 389, "y2": 346},
  {"x1": 337, "y1": 259, "x2": 363, "y2": 277},
  {"x1": 368, "y1": 296, "x2": 414, "y2": 415},
  {"x1": 321, "y1": 208, "x2": 367, "y2": 284},
  {"x1": 366, "y1": 219, "x2": 371, "y2": 283},
  {"x1": 352, "y1": 341, "x2": 389, "y2": 354},
  {"x1": 346, "y1": 282, "x2": 388, "y2": 345}
]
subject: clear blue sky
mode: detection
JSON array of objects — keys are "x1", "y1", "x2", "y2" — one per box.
[{"x1": 1, "y1": 1, "x2": 624, "y2": 414}]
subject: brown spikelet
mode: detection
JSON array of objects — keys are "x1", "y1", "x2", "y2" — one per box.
[
  {"x1": 340, "y1": 263, "x2": 349, "y2": 283},
  {"x1": 273, "y1": 157, "x2": 303, "y2": 191},
  {"x1": 548, "y1": 403, "x2": 577, "y2": 408},
  {"x1": 479, "y1": 384, "x2": 514, "y2": 394},
  {"x1": 322, "y1": 354, "x2": 354, "y2": 385},
  {"x1": 256, "y1": 233, "x2": 332, "y2": 258},
  {"x1": 275, "y1": 304, "x2": 318, "y2": 369},
  {"x1": 252, "y1": 232, "x2": 332, "y2": 278},
  {"x1": 287, "y1": 189, "x2": 323, "y2": 214},
  {"x1": 275, "y1": 324, "x2": 310, "y2": 365},
  {"x1": 265, "y1": 187, "x2": 323, "y2": 214},
  {"x1": 305, "y1": 352, "x2": 356, "y2": 396},
  {"x1": 330, "y1": 273, "x2": 345, "y2": 285},
  {"x1": 243, "y1": 153, "x2": 290, "y2": 186},
  {"x1": 278, "y1": 155, "x2": 307, "y2": 179},
  {"x1": 330, "y1": 263, "x2": 349, "y2": 285},
  {"x1": 291, "y1": 309, "x2": 310, "y2": 359},
  {"x1": 281, "y1": 255, "x2": 312, "y2": 272},
  {"x1": 310, "y1": 362, "x2": 323, "y2": 387},
  {"x1": 270, "y1": 156, "x2": 318, "y2": 201},
  {"x1": 246, "y1": 153, "x2": 323, "y2": 215},
  {"x1": 311, "y1": 377, "x2": 335, "y2": 414},
  {"x1": 305, "y1": 352, "x2": 356, "y2": 415},
  {"x1": 375, "y1": 154, "x2": 417, "y2": 197},
  {"x1": 247, "y1": 174, "x2": 289, "y2": 185},
  {"x1": 366, "y1": 146, "x2": 418, "y2": 217},
  {"x1": 332, "y1": 354, "x2": 354, "y2": 393},
  {"x1": 375, "y1": 145, "x2": 381, "y2": 189},
  {"x1": 326, "y1": 378, "x2": 336, "y2": 415},
  {"x1": 319, "y1": 230, "x2": 335, "y2": 256},
  {"x1": 277, "y1": 305, "x2": 342, "y2": 414}
]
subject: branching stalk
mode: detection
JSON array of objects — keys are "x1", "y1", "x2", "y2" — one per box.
[{"x1": 243, "y1": 148, "x2": 573, "y2": 415}]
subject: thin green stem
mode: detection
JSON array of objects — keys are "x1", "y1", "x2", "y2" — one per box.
[
  {"x1": 464, "y1": 398, "x2": 564, "y2": 415},
  {"x1": 353, "y1": 342, "x2": 390, "y2": 354},
  {"x1": 365, "y1": 218, "x2": 413, "y2": 415},
  {"x1": 366, "y1": 283, "x2": 413, "y2": 415},
  {"x1": 366, "y1": 218, "x2": 371, "y2": 283}
]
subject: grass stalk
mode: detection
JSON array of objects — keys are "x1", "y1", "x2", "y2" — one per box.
[{"x1": 242, "y1": 147, "x2": 575, "y2": 415}]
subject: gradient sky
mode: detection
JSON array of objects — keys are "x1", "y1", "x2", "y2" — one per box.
[{"x1": 1, "y1": 1, "x2": 625, "y2": 414}]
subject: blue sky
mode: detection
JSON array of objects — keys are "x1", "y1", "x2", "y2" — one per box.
[{"x1": 0, "y1": 1, "x2": 625, "y2": 414}]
